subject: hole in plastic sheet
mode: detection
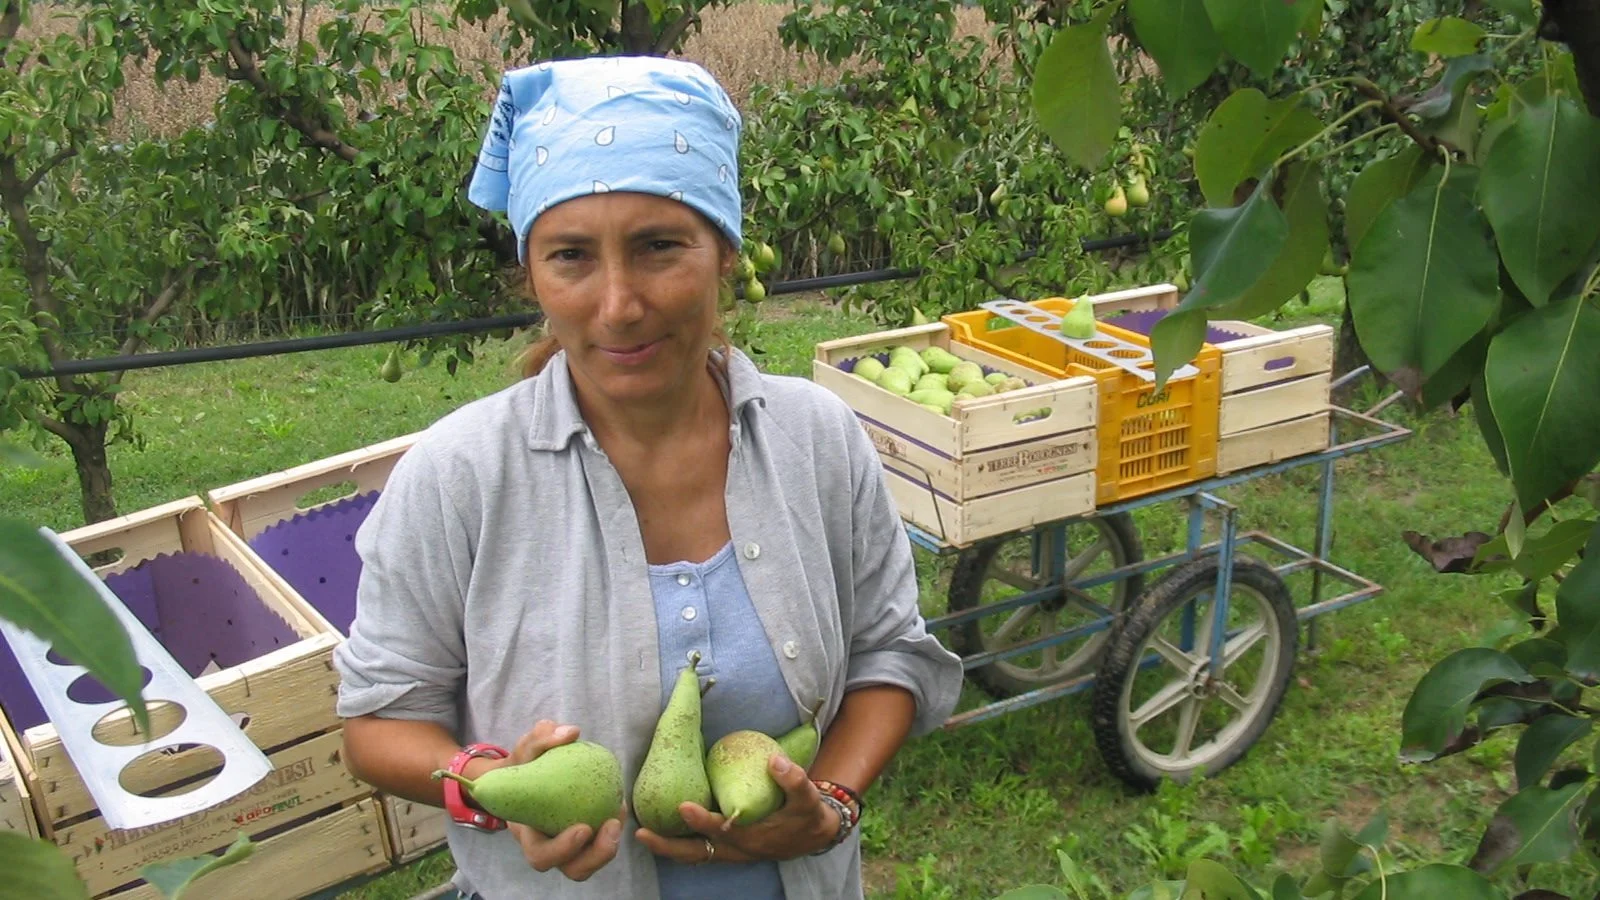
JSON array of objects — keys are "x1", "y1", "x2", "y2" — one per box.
[
  {"x1": 297, "y1": 481, "x2": 359, "y2": 510},
  {"x1": 46, "y1": 648, "x2": 74, "y2": 666},
  {"x1": 1085, "y1": 341, "x2": 1117, "y2": 349},
  {"x1": 94, "y1": 700, "x2": 187, "y2": 746},
  {"x1": 1110, "y1": 349, "x2": 1145, "y2": 359},
  {"x1": 1265, "y1": 355, "x2": 1296, "y2": 371},
  {"x1": 67, "y1": 668, "x2": 154, "y2": 704},
  {"x1": 120, "y1": 743, "x2": 224, "y2": 797}
]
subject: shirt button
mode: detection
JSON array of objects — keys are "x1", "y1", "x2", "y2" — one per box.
[
  {"x1": 676, "y1": 574, "x2": 691, "y2": 586},
  {"x1": 743, "y1": 543, "x2": 761, "y2": 560},
  {"x1": 782, "y1": 641, "x2": 798, "y2": 659},
  {"x1": 682, "y1": 606, "x2": 697, "y2": 621}
]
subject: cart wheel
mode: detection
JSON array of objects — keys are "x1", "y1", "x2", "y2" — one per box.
[
  {"x1": 947, "y1": 513, "x2": 1145, "y2": 700},
  {"x1": 1090, "y1": 555, "x2": 1297, "y2": 791}
]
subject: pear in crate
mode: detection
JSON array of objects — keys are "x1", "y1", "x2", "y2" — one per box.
[
  {"x1": 920, "y1": 345, "x2": 962, "y2": 375},
  {"x1": 433, "y1": 740, "x2": 623, "y2": 836},
  {"x1": 877, "y1": 367, "x2": 914, "y2": 396},
  {"x1": 632, "y1": 653, "x2": 713, "y2": 837},
  {"x1": 946, "y1": 361, "x2": 985, "y2": 392},
  {"x1": 985, "y1": 371, "x2": 1008, "y2": 386},
  {"x1": 706, "y1": 730, "x2": 787, "y2": 826},
  {"x1": 908, "y1": 389, "x2": 954, "y2": 415},
  {"x1": 915, "y1": 373, "x2": 949, "y2": 392},
  {"x1": 956, "y1": 380, "x2": 995, "y2": 399},
  {"x1": 888, "y1": 345, "x2": 929, "y2": 378},
  {"x1": 852, "y1": 357, "x2": 885, "y2": 383}
]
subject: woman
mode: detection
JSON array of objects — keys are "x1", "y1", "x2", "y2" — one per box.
[{"x1": 333, "y1": 55, "x2": 964, "y2": 900}]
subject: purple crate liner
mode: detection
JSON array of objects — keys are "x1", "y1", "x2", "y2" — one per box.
[
  {"x1": 1102, "y1": 309, "x2": 1253, "y2": 345},
  {"x1": 0, "y1": 552, "x2": 298, "y2": 732},
  {"x1": 246, "y1": 492, "x2": 380, "y2": 637}
]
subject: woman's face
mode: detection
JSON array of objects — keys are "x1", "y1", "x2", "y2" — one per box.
[{"x1": 526, "y1": 191, "x2": 732, "y2": 409}]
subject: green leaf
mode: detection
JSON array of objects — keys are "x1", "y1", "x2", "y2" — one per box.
[
  {"x1": 1470, "y1": 374, "x2": 1510, "y2": 475},
  {"x1": 1485, "y1": 294, "x2": 1600, "y2": 512},
  {"x1": 1128, "y1": 0, "x2": 1222, "y2": 98},
  {"x1": 1346, "y1": 172, "x2": 1500, "y2": 391},
  {"x1": 140, "y1": 833, "x2": 255, "y2": 899},
  {"x1": 0, "y1": 832, "x2": 90, "y2": 899},
  {"x1": 1555, "y1": 525, "x2": 1600, "y2": 679},
  {"x1": 1400, "y1": 647, "x2": 1533, "y2": 762},
  {"x1": 1515, "y1": 715, "x2": 1593, "y2": 790},
  {"x1": 0, "y1": 519, "x2": 149, "y2": 735},
  {"x1": 1513, "y1": 518, "x2": 1596, "y2": 581},
  {"x1": 1344, "y1": 146, "x2": 1430, "y2": 252},
  {"x1": 1194, "y1": 89, "x2": 1322, "y2": 207},
  {"x1": 1202, "y1": 0, "x2": 1313, "y2": 76},
  {"x1": 1349, "y1": 864, "x2": 1501, "y2": 900},
  {"x1": 1129, "y1": 883, "x2": 1188, "y2": 900},
  {"x1": 1151, "y1": 177, "x2": 1288, "y2": 385},
  {"x1": 1180, "y1": 860, "x2": 1262, "y2": 899},
  {"x1": 1213, "y1": 160, "x2": 1328, "y2": 319},
  {"x1": 1470, "y1": 783, "x2": 1587, "y2": 874},
  {"x1": 1031, "y1": 3, "x2": 1122, "y2": 169},
  {"x1": 1270, "y1": 873, "x2": 1302, "y2": 900},
  {"x1": 1480, "y1": 96, "x2": 1600, "y2": 307},
  {"x1": 1411, "y1": 17, "x2": 1487, "y2": 58},
  {"x1": 1418, "y1": 329, "x2": 1488, "y2": 411}
]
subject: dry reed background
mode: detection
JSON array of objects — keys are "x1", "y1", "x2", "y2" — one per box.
[{"x1": 17, "y1": 1, "x2": 996, "y2": 141}]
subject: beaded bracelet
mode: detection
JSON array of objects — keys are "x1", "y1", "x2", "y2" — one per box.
[{"x1": 810, "y1": 778, "x2": 863, "y2": 854}]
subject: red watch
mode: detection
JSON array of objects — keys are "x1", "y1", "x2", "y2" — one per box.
[{"x1": 443, "y1": 743, "x2": 510, "y2": 832}]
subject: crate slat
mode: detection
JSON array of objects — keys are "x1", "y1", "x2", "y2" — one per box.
[
  {"x1": 382, "y1": 793, "x2": 449, "y2": 863},
  {"x1": 0, "y1": 706, "x2": 38, "y2": 838},
  {"x1": 1218, "y1": 374, "x2": 1330, "y2": 437},
  {"x1": 884, "y1": 467, "x2": 1096, "y2": 547},
  {"x1": 104, "y1": 799, "x2": 390, "y2": 900},
  {"x1": 1218, "y1": 412, "x2": 1333, "y2": 474},
  {"x1": 1212, "y1": 324, "x2": 1335, "y2": 396},
  {"x1": 208, "y1": 434, "x2": 418, "y2": 540},
  {"x1": 57, "y1": 730, "x2": 371, "y2": 897}
]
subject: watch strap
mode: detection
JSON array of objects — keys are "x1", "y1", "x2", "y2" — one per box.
[{"x1": 443, "y1": 743, "x2": 510, "y2": 832}]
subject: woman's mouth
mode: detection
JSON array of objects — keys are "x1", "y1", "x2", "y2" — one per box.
[{"x1": 599, "y1": 339, "x2": 662, "y2": 366}]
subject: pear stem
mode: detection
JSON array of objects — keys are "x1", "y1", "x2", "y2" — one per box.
[
  {"x1": 433, "y1": 771, "x2": 476, "y2": 790},
  {"x1": 701, "y1": 677, "x2": 717, "y2": 698}
]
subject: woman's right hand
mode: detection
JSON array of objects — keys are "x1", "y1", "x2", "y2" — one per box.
[{"x1": 482, "y1": 719, "x2": 625, "y2": 882}]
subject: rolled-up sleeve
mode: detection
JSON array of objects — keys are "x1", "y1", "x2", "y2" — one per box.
[
  {"x1": 839, "y1": 414, "x2": 964, "y2": 736},
  {"x1": 333, "y1": 441, "x2": 472, "y2": 732}
]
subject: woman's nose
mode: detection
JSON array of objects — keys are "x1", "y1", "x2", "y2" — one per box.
[{"x1": 595, "y1": 260, "x2": 646, "y2": 328}]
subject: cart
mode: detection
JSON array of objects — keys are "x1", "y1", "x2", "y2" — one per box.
[{"x1": 906, "y1": 371, "x2": 1410, "y2": 791}]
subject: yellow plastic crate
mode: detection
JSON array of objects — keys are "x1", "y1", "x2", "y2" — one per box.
[{"x1": 942, "y1": 297, "x2": 1221, "y2": 504}]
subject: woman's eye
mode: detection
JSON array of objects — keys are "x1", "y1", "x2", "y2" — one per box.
[
  {"x1": 553, "y1": 249, "x2": 584, "y2": 262},
  {"x1": 648, "y1": 240, "x2": 678, "y2": 252}
]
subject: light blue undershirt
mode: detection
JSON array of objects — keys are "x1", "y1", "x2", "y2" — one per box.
[{"x1": 649, "y1": 540, "x2": 796, "y2": 900}]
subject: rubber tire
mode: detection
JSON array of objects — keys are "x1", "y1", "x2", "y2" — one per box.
[
  {"x1": 1090, "y1": 555, "x2": 1297, "y2": 792},
  {"x1": 947, "y1": 513, "x2": 1145, "y2": 700}
]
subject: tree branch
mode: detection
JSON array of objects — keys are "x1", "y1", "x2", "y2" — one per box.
[
  {"x1": 21, "y1": 147, "x2": 77, "y2": 195},
  {"x1": 32, "y1": 413, "x2": 79, "y2": 448},
  {"x1": 1353, "y1": 79, "x2": 1444, "y2": 159},
  {"x1": 652, "y1": 6, "x2": 702, "y2": 55},
  {"x1": 112, "y1": 264, "x2": 199, "y2": 380},
  {"x1": 619, "y1": 0, "x2": 655, "y2": 55},
  {"x1": 0, "y1": 2, "x2": 21, "y2": 62},
  {"x1": 224, "y1": 35, "x2": 360, "y2": 163},
  {"x1": 0, "y1": 152, "x2": 74, "y2": 395}
]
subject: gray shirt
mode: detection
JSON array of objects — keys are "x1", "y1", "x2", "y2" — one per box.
[{"x1": 333, "y1": 347, "x2": 966, "y2": 899}]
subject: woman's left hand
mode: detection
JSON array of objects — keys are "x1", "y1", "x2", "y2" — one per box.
[{"x1": 634, "y1": 754, "x2": 839, "y2": 864}]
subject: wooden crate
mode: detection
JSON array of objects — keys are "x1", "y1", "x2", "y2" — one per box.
[
  {"x1": 5, "y1": 497, "x2": 349, "y2": 837},
  {"x1": 207, "y1": 433, "x2": 419, "y2": 542},
  {"x1": 105, "y1": 798, "x2": 390, "y2": 900},
  {"x1": 813, "y1": 323, "x2": 1099, "y2": 545},
  {"x1": 0, "y1": 705, "x2": 39, "y2": 838},
  {"x1": 59, "y1": 730, "x2": 374, "y2": 897},
  {"x1": 1083, "y1": 285, "x2": 1335, "y2": 474},
  {"x1": 207, "y1": 435, "x2": 449, "y2": 865}
]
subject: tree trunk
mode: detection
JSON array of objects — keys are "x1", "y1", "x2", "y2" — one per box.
[
  {"x1": 59, "y1": 419, "x2": 117, "y2": 526},
  {"x1": 619, "y1": 1, "x2": 654, "y2": 55},
  {"x1": 1331, "y1": 283, "x2": 1371, "y2": 405}
]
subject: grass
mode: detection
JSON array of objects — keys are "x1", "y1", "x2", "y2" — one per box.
[{"x1": 1, "y1": 280, "x2": 1553, "y2": 898}]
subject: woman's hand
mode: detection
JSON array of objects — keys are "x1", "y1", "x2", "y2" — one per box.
[
  {"x1": 483, "y1": 720, "x2": 626, "y2": 882},
  {"x1": 634, "y1": 753, "x2": 838, "y2": 864}
]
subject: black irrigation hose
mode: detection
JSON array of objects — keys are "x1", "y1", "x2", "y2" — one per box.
[{"x1": 13, "y1": 228, "x2": 1175, "y2": 380}]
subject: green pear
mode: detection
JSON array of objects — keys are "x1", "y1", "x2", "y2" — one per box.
[
  {"x1": 877, "y1": 367, "x2": 914, "y2": 396},
  {"x1": 852, "y1": 357, "x2": 885, "y2": 383},
  {"x1": 433, "y1": 740, "x2": 623, "y2": 836},
  {"x1": 889, "y1": 345, "x2": 929, "y2": 378},
  {"x1": 997, "y1": 376, "x2": 1028, "y2": 393},
  {"x1": 985, "y1": 371, "x2": 1008, "y2": 386},
  {"x1": 705, "y1": 730, "x2": 786, "y2": 826},
  {"x1": 1058, "y1": 299, "x2": 1096, "y2": 339},
  {"x1": 631, "y1": 654, "x2": 712, "y2": 837},
  {"x1": 775, "y1": 700, "x2": 823, "y2": 770},
  {"x1": 915, "y1": 373, "x2": 948, "y2": 392},
  {"x1": 907, "y1": 388, "x2": 955, "y2": 414},
  {"x1": 920, "y1": 346, "x2": 962, "y2": 375},
  {"x1": 956, "y1": 380, "x2": 995, "y2": 399},
  {"x1": 946, "y1": 361, "x2": 985, "y2": 392}
]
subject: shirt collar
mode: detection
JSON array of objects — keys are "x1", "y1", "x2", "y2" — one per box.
[{"x1": 525, "y1": 347, "x2": 770, "y2": 452}]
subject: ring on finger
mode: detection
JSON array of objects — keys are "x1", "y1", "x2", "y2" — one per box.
[{"x1": 703, "y1": 838, "x2": 716, "y2": 863}]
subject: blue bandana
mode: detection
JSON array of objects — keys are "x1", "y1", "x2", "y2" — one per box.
[{"x1": 467, "y1": 56, "x2": 745, "y2": 265}]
